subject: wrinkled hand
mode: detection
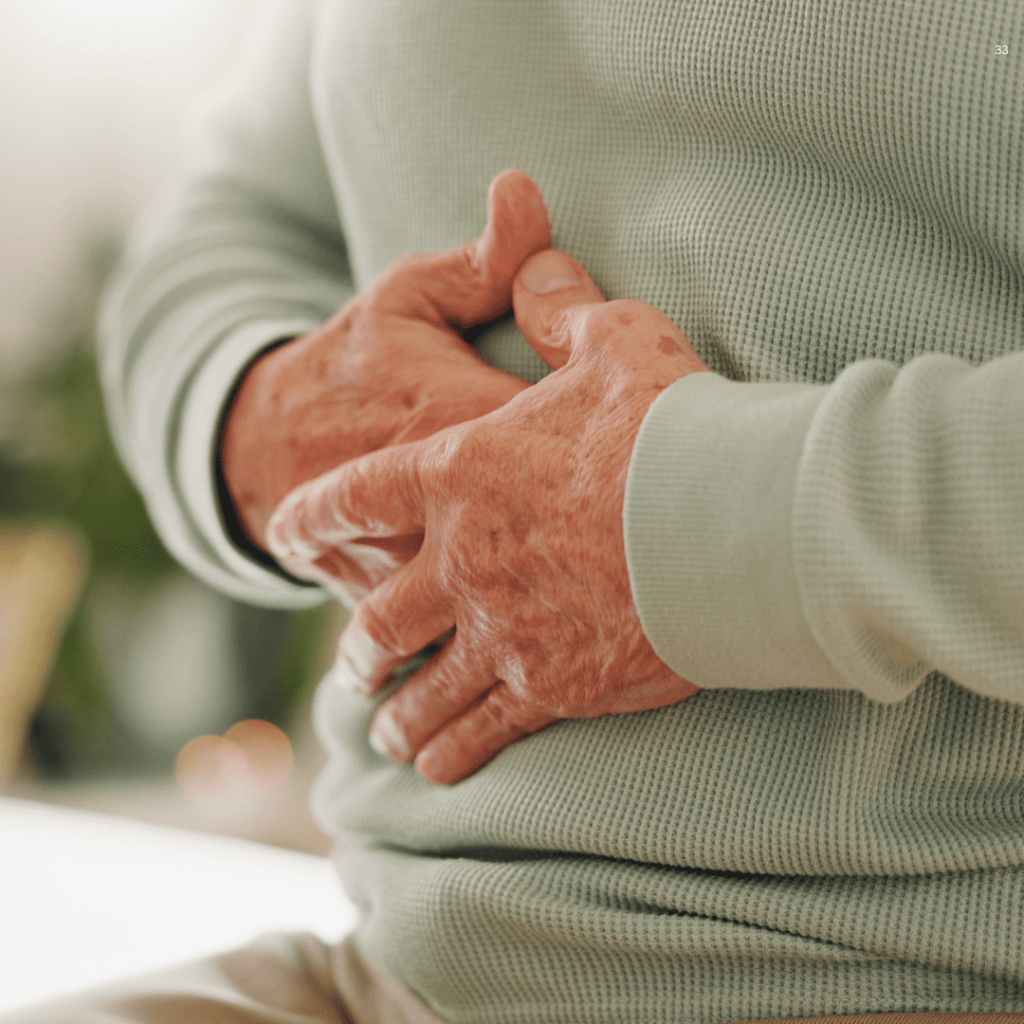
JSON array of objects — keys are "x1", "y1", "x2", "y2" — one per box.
[
  {"x1": 268, "y1": 248, "x2": 707, "y2": 783},
  {"x1": 220, "y1": 169, "x2": 550, "y2": 599}
]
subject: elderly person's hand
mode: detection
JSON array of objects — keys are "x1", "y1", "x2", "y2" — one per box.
[
  {"x1": 268, "y1": 248, "x2": 707, "y2": 784},
  {"x1": 220, "y1": 170, "x2": 550, "y2": 597}
]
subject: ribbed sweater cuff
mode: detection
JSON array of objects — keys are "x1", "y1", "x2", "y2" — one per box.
[{"x1": 624, "y1": 372, "x2": 850, "y2": 693}]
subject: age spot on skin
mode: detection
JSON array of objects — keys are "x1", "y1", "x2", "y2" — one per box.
[{"x1": 658, "y1": 335, "x2": 680, "y2": 355}]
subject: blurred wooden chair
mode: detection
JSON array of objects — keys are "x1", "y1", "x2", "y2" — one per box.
[{"x1": 0, "y1": 523, "x2": 88, "y2": 786}]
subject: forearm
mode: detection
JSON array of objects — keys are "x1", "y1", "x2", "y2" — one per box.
[
  {"x1": 98, "y1": 0, "x2": 349, "y2": 608},
  {"x1": 626, "y1": 354, "x2": 1024, "y2": 706}
]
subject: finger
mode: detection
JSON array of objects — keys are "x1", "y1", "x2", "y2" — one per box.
[
  {"x1": 374, "y1": 169, "x2": 552, "y2": 328},
  {"x1": 368, "y1": 631, "x2": 493, "y2": 760},
  {"x1": 265, "y1": 440, "x2": 431, "y2": 570},
  {"x1": 411, "y1": 684, "x2": 557, "y2": 785},
  {"x1": 511, "y1": 249, "x2": 606, "y2": 369},
  {"x1": 333, "y1": 557, "x2": 455, "y2": 697},
  {"x1": 272, "y1": 532, "x2": 422, "y2": 611},
  {"x1": 583, "y1": 672, "x2": 701, "y2": 716},
  {"x1": 267, "y1": 548, "x2": 373, "y2": 610}
]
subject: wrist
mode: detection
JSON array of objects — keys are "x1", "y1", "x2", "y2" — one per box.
[
  {"x1": 219, "y1": 336, "x2": 307, "y2": 553},
  {"x1": 218, "y1": 320, "x2": 411, "y2": 553}
]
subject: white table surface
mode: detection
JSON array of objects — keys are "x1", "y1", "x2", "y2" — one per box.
[{"x1": 0, "y1": 797, "x2": 356, "y2": 1013}]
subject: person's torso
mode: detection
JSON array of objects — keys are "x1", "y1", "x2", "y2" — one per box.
[{"x1": 306, "y1": 2, "x2": 1024, "y2": 1020}]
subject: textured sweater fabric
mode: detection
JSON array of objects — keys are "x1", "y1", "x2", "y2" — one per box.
[{"x1": 99, "y1": 0, "x2": 1024, "y2": 1020}]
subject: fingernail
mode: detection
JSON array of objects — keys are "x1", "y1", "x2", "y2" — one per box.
[
  {"x1": 335, "y1": 626, "x2": 385, "y2": 692},
  {"x1": 370, "y1": 712, "x2": 411, "y2": 761},
  {"x1": 332, "y1": 659, "x2": 372, "y2": 697},
  {"x1": 520, "y1": 250, "x2": 581, "y2": 294},
  {"x1": 414, "y1": 748, "x2": 439, "y2": 779},
  {"x1": 415, "y1": 748, "x2": 457, "y2": 785}
]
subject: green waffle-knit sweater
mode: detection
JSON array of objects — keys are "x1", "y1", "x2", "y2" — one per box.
[{"x1": 99, "y1": 0, "x2": 1024, "y2": 1020}]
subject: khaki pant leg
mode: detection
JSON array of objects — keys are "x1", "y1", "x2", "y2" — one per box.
[{"x1": 0, "y1": 933, "x2": 354, "y2": 1024}]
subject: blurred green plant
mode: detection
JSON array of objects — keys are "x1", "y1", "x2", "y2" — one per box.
[
  {"x1": 1, "y1": 340, "x2": 176, "y2": 577},
  {"x1": 0, "y1": 236, "x2": 332, "y2": 780}
]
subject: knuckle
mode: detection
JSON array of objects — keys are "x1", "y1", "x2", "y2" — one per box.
[
  {"x1": 354, "y1": 597, "x2": 403, "y2": 657},
  {"x1": 372, "y1": 245, "x2": 487, "y2": 315},
  {"x1": 455, "y1": 240, "x2": 484, "y2": 280},
  {"x1": 427, "y1": 642, "x2": 486, "y2": 704},
  {"x1": 332, "y1": 460, "x2": 371, "y2": 521},
  {"x1": 431, "y1": 419, "x2": 490, "y2": 486},
  {"x1": 571, "y1": 299, "x2": 678, "y2": 367},
  {"x1": 321, "y1": 302, "x2": 358, "y2": 339},
  {"x1": 500, "y1": 657, "x2": 568, "y2": 718},
  {"x1": 381, "y1": 252, "x2": 429, "y2": 284},
  {"x1": 441, "y1": 245, "x2": 487, "y2": 320},
  {"x1": 430, "y1": 666, "x2": 474, "y2": 707},
  {"x1": 537, "y1": 305, "x2": 576, "y2": 349},
  {"x1": 477, "y1": 689, "x2": 531, "y2": 737},
  {"x1": 368, "y1": 253, "x2": 430, "y2": 306},
  {"x1": 605, "y1": 297, "x2": 675, "y2": 334},
  {"x1": 603, "y1": 297, "x2": 641, "y2": 320},
  {"x1": 589, "y1": 298, "x2": 639, "y2": 334}
]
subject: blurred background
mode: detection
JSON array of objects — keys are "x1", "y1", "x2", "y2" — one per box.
[{"x1": 0, "y1": 0, "x2": 341, "y2": 856}]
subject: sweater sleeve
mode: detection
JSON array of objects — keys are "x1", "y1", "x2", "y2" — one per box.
[
  {"x1": 624, "y1": 353, "x2": 1024, "y2": 706},
  {"x1": 97, "y1": 0, "x2": 349, "y2": 609}
]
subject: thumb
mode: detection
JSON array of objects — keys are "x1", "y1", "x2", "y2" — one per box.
[
  {"x1": 374, "y1": 169, "x2": 551, "y2": 328},
  {"x1": 511, "y1": 249, "x2": 606, "y2": 369}
]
